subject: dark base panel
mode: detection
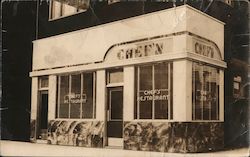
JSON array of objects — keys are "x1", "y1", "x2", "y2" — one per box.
[
  {"x1": 47, "y1": 120, "x2": 104, "y2": 148},
  {"x1": 30, "y1": 119, "x2": 36, "y2": 142},
  {"x1": 124, "y1": 122, "x2": 224, "y2": 153}
]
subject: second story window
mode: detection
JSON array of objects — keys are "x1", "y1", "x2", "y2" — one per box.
[{"x1": 50, "y1": 0, "x2": 89, "y2": 20}]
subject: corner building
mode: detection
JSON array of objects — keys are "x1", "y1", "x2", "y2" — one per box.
[{"x1": 30, "y1": 5, "x2": 226, "y2": 153}]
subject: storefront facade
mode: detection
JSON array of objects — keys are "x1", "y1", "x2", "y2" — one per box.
[{"x1": 30, "y1": 5, "x2": 226, "y2": 153}]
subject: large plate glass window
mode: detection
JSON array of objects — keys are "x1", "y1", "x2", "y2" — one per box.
[
  {"x1": 50, "y1": 0, "x2": 89, "y2": 20},
  {"x1": 57, "y1": 72, "x2": 95, "y2": 119},
  {"x1": 135, "y1": 62, "x2": 173, "y2": 119},
  {"x1": 192, "y1": 62, "x2": 220, "y2": 120}
]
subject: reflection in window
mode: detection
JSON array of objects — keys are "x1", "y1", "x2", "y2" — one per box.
[
  {"x1": 192, "y1": 63, "x2": 220, "y2": 120},
  {"x1": 136, "y1": 62, "x2": 173, "y2": 119},
  {"x1": 57, "y1": 72, "x2": 95, "y2": 119},
  {"x1": 50, "y1": 0, "x2": 89, "y2": 20},
  {"x1": 233, "y1": 76, "x2": 241, "y2": 98}
]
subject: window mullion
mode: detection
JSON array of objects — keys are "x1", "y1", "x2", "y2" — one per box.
[
  {"x1": 69, "y1": 75, "x2": 71, "y2": 118},
  {"x1": 80, "y1": 73, "x2": 83, "y2": 119},
  {"x1": 168, "y1": 63, "x2": 171, "y2": 120},
  {"x1": 152, "y1": 65, "x2": 155, "y2": 119},
  {"x1": 82, "y1": 74, "x2": 85, "y2": 118},
  {"x1": 57, "y1": 76, "x2": 61, "y2": 118},
  {"x1": 192, "y1": 63, "x2": 195, "y2": 120},
  {"x1": 216, "y1": 70, "x2": 219, "y2": 120},
  {"x1": 137, "y1": 67, "x2": 140, "y2": 119},
  {"x1": 209, "y1": 68, "x2": 212, "y2": 120},
  {"x1": 93, "y1": 72, "x2": 96, "y2": 118},
  {"x1": 201, "y1": 65, "x2": 204, "y2": 120}
]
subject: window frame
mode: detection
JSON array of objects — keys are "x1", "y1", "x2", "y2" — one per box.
[
  {"x1": 135, "y1": 62, "x2": 173, "y2": 120},
  {"x1": 56, "y1": 72, "x2": 96, "y2": 119},
  {"x1": 38, "y1": 76, "x2": 49, "y2": 91}
]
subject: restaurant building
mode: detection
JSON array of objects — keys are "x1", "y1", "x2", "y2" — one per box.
[{"x1": 29, "y1": 5, "x2": 226, "y2": 153}]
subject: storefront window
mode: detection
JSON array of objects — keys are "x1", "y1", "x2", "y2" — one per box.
[
  {"x1": 57, "y1": 72, "x2": 95, "y2": 119},
  {"x1": 136, "y1": 62, "x2": 173, "y2": 119},
  {"x1": 192, "y1": 63, "x2": 219, "y2": 120}
]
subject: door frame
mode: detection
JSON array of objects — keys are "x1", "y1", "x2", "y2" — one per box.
[
  {"x1": 105, "y1": 86, "x2": 124, "y2": 147},
  {"x1": 36, "y1": 90, "x2": 49, "y2": 140}
]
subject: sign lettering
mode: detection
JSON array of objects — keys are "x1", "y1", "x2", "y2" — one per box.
[
  {"x1": 117, "y1": 42, "x2": 164, "y2": 60},
  {"x1": 194, "y1": 42, "x2": 214, "y2": 58}
]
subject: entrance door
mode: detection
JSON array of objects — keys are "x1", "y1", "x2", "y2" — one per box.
[
  {"x1": 107, "y1": 87, "x2": 123, "y2": 146},
  {"x1": 37, "y1": 91, "x2": 48, "y2": 140}
]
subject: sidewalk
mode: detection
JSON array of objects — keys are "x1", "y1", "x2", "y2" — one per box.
[{"x1": 0, "y1": 140, "x2": 249, "y2": 157}]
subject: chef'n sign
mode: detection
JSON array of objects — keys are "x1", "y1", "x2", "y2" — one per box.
[
  {"x1": 194, "y1": 41, "x2": 214, "y2": 58},
  {"x1": 117, "y1": 41, "x2": 165, "y2": 60},
  {"x1": 193, "y1": 38, "x2": 221, "y2": 60},
  {"x1": 104, "y1": 37, "x2": 173, "y2": 62}
]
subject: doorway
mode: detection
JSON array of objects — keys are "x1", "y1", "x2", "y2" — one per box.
[
  {"x1": 37, "y1": 91, "x2": 48, "y2": 140},
  {"x1": 107, "y1": 87, "x2": 123, "y2": 147}
]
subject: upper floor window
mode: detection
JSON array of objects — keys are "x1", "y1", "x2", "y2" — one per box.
[{"x1": 49, "y1": 0, "x2": 89, "y2": 20}]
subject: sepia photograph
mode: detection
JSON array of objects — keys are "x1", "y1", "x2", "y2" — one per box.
[{"x1": 0, "y1": 0, "x2": 249, "y2": 156}]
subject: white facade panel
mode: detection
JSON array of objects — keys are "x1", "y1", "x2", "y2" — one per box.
[
  {"x1": 48, "y1": 75, "x2": 57, "y2": 120},
  {"x1": 33, "y1": 5, "x2": 199, "y2": 70},
  {"x1": 173, "y1": 60, "x2": 192, "y2": 121},
  {"x1": 96, "y1": 70, "x2": 106, "y2": 121},
  {"x1": 123, "y1": 66, "x2": 135, "y2": 121},
  {"x1": 186, "y1": 7, "x2": 224, "y2": 59},
  {"x1": 31, "y1": 77, "x2": 38, "y2": 120}
]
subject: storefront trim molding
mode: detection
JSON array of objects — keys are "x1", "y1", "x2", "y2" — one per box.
[{"x1": 30, "y1": 53, "x2": 226, "y2": 77}]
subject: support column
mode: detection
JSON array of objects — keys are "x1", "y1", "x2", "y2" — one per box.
[
  {"x1": 48, "y1": 75, "x2": 57, "y2": 120},
  {"x1": 30, "y1": 77, "x2": 38, "y2": 141},
  {"x1": 123, "y1": 66, "x2": 135, "y2": 121},
  {"x1": 173, "y1": 60, "x2": 192, "y2": 121},
  {"x1": 96, "y1": 70, "x2": 106, "y2": 121},
  {"x1": 31, "y1": 77, "x2": 38, "y2": 120},
  {"x1": 219, "y1": 69, "x2": 224, "y2": 121}
]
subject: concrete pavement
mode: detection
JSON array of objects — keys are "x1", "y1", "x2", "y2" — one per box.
[{"x1": 0, "y1": 140, "x2": 249, "y2": 157}]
